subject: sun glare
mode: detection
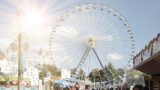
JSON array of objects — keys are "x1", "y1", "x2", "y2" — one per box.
[{"x1": 23, "y1": 10, "x2": 45, "y2": 27}]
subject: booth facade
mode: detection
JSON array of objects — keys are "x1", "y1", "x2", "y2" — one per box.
[{"x1": 134, "y1": 33, "x2": 160, "y2": 90}]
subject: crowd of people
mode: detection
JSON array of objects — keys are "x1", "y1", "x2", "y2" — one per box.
[{"x1": 54, "y1": 82, "x2": 125, "y2": 90}]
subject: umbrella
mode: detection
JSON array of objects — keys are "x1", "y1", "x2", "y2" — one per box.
[
  {"x1": 54, "y1": 80, "x2": 73, "y2": 87},
  {"x1": 54, "y1": 80, "x2": 63, "y2": 85}
]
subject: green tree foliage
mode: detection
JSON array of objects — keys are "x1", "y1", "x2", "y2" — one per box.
[
  {"x1": 118, "y1": 68, "x2": 125, "y2": 76},
  {"x1": 37, "y1": 64, "x2": 61, "y2": 79},
  {"x1": 71, "y1": 68, "x2": 76, "y2": 77},
  {"x1": 71, "y1": 68, "x2": 85, "y2": 80},
  {"x1": 0, "y1": 49, "x2": 5, "y2": 58},
  {"x1": 77, "y1": 69, "x2": 85, "y2": 80},
  {"x1": 9, "y1": 42, "x2": 18, "y2": 52},
  {"x1": 105, "y1": 63, "x2": 119, "y2": 80},
  {"x1": 89, "y1": 69, "x2": 103, "y2": 82},
  {"x1": 89, "y1": 63, "x2": 120, "y2": 82},
  {"x1": 126, "y1": 69, "x2": 145, "y2": 86},
  {"x1": 127, "y1": 69, "x2": 142, "y2": 77}
]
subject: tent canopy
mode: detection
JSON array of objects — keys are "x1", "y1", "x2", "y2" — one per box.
[{"x1": 54, "y1": 80, "x2": 73, "y2": 87}]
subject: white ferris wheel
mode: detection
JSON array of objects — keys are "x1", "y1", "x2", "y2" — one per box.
[{"x1": 49, "y1": 3, "x2": 135, "y2": 84}]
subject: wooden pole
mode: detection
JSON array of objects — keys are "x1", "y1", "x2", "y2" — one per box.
[{"x1": 18, "y1": 32, "x2": 22, "y2": 90}]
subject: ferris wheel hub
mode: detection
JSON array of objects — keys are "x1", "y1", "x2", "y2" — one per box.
[{"x1": 88, "y1": 37, "x2": 94, "y2": 47}]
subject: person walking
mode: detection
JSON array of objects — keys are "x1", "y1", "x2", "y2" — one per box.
[{"x1": 74, "y1": 82, "x2": 80, "y2": 90}]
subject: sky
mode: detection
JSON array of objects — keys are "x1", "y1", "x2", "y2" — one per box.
[
  {"x1": 0, "y1": 0, "x2": 159, "y2": 67},
  {"x1": 105, "y1": 0, "x2": 160, "y2": 53}
]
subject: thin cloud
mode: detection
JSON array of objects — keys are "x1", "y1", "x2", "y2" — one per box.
[{"x1": 107, "y1": 53, "x2": 124, "y2": 61}]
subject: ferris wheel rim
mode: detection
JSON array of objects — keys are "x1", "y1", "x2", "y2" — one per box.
[
  {"x1": 50, "y1": 2, "x2": 135, "y2": 64},
  {"x1": 49, "y1": 2, "x2": 135, "y2": 83}
]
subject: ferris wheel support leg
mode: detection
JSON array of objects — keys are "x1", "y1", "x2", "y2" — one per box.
[
  {"x1": 74, "y1": 46, "x2": 91, "y2": 77},
  {"x1": 92, "y1": 48, "x2": 111, "y2": 84}
]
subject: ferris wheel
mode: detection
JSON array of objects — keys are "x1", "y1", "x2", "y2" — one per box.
[{"x1": 49, "y1": 3, "x2": 135, "y2": 84}]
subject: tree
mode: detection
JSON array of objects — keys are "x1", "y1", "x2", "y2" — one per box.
[
  {"x1": 118, "y1": 68, "x2": 125, "y2": 77},
  {"x1": 9, "y1": 42, "x2": 18, "y2": 52},
  {"x1": 46, "y1": 64, "x2": 61, "y2": 76},
  {"x1": 0, "y1": 49, "x2": 5, "y2": 59},
  {"x1": 77, "y1": 69, "x2": 85, "y2": 80},
  {"x1": 89, "y1": 69, "x2": 102, "y2": 82},
  {"x1": 105, "y1": 63, "x2": 119, "y2": 80},
  {"x1": 88, "y1": 63, "x2": 119, "y2": 83},
  {"x1": 70, "y1": 68, "x2": 85, "y2": 80},
  {"x1": 71, "y1": 68, "x2": 76, "y2": 77},
  {"x1": 125, "y1": 69, "x2": 145, "y2": 86},
  {"x1": 38, "y1": 64, "x2": 61, "y2": 79}
]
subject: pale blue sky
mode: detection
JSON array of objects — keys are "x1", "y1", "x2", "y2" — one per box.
[
  {"x1": 74, "y1": 0, "x2": 160, "y2": 54},
  {"x1": 104, "y1": 0, "x2": 160, "y2": 53},
  {"x1": 0, "y1": 0, "x2": 159, "y2": 53},
  {"x1": 37, "y1": 0, "x2": 160, "y2": 54},
  {"x1": 0, "y1": 0, "x2": 159, "y2": 66}
]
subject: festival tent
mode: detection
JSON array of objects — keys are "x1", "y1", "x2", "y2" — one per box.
[{"x1": 54, "y1": 80, "x2": 73, "y2": 87}]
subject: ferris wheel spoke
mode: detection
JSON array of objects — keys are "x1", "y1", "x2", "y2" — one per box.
[
  {"x1": 109, "y1": 29, "x2": 131, "y2": 39},
  {"x1": 97, "y1": 17, "x2": 118, "y2": 37},
  {"x1": 96, "y1": 15, "x2": 130, "y2": 40},
  {"x1": 54, "y1": 44, "x2": 85, "y2": 58},
  {"x1": 95, "y1": 11, "x2": 114, "y2": 38},
  {"x1": 95, "y1": 43, "x2": 131, "y2": 57},
  {"x1": 87, "y1": 7, "x2": 92, "y2": 35},
  {"x1": 95, "y1": 37, "x2": 131, "y2": 49},
  {"x1": 56, "y1": 45, "x2": 87, "y2": 68},
  {"x1": 95, "y1": 43, "x2": 131, "y2": 60},
  {"x1": 53, "y1": 41, "x2": 85, "y2": 49},
  {"x1": 96, "y1": 28, "x2": 131, "y2": 42},
  {"x1": 55, "y1": 27, "x2": 80, "y2": 41},
  {"x1": 71, "y1": 50, "x2": 87, "y2": 69},
  {"x1": 55, "y1": 36, "x2": 80, "y2": 43},
  {"x1": 92, "y1": 12, "x2": 101, "y2": 35},
  {"x1": 74, "y1": 46, "x2": 91, "y2": 77},
  {"x1": 98, "y1": 25, "x2": 124, "y2": 39},
  {"x1": 95, "y1": 23, "x2": 114, "y2": 41},
  {"x1": 67, "y1": 47, "x2": 86, "y2": 63},
  {"x1": 89, "y1": 9, "x2": 95, "y2": 34},
  {"x1": 97, "y1": 10, "x2": 110, "y2": 32}
]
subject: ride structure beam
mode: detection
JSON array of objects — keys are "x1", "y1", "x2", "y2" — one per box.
[
  {"x1": 74, "y1": 46, "x2": 111, "y2": 84},
  {"x1": 93, "y1": 48, "x2": 111, "y2": 84},
  {"x1": 74, "y1": 46, "x2": 91, "y2": 77}
]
